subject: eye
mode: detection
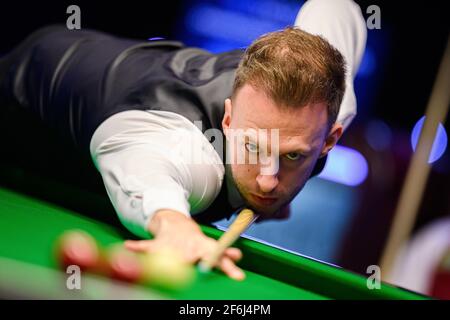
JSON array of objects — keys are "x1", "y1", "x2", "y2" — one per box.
[
  {"x1": 245, "y1": 142, "x2": 258, "y2": 153},
  {"x1": 285, "y1": 152, "x2": 302, "y2": 161}
]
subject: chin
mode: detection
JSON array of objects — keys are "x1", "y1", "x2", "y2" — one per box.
[{"x1": 247, "y1": 202, "x2": 279, "y2": 216}]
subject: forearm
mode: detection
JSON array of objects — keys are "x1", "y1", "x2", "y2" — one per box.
[
  {"x1": 90, "y1": 111, "x2": 225, "y2": 238},
  {"x1": 95, "y1": 146, "x2": 192, "y2": 238}
]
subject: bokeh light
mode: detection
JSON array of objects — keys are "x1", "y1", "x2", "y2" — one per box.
[
  {"x1": 365, "y1": 119, "x2": 392, "y2": 151},
  {"x1": 411, "y1": 116, "x2": 448, "y2": 164},
  {"x1": 318, "y1": 145, "x2": 369, "y2": 186}
]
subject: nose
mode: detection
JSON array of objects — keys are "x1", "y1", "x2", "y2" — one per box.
[{"x1": 256, "y1": 174, "x2": 279, "y2": 193}]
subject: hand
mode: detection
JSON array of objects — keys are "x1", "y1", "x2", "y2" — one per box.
[{"x1": 124, "y1": 209, "x2": 245, "y2": 281}]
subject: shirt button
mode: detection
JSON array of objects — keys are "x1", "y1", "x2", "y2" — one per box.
[{"x1": 131, "y1": 199, "x2": 140, "y2": 209}]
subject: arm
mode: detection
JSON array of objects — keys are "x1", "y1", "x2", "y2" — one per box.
[
  {"x1": 91, "y1": 110, "x2": 244, "y2": 280},
  {"x1": 295, "y1": 0, "x2": 367, "y2": 130}
]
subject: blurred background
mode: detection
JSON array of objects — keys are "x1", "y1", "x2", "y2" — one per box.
[{"x1": 0, "y1": 0, "x2": 448, "y2": 298}]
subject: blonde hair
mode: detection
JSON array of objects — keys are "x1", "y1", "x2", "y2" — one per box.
[{"x1": 233, "y1": 26, "x2": 346, "y2": 127}]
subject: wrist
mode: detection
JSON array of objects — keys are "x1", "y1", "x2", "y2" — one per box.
[{"x1": 148, "y1": 209, "x2": 200, "y2": 236}]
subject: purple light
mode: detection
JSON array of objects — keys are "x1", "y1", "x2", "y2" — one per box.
[
  {"x1": 357, "y1": 46, "x2": 376, "y2": 77},
  {"x1": 148, "y1": 37, "x2": 165, "y2": 41},
  {"x1": 186, "y1": 4, "x2": 281, "y2": 45},
  {"x1": 411, "y1": 116, "x2": 448, "y2": 164},
  {"x1": 318, "y1": 145, "x2": 369, "y2": 186},
  {"x1": 365, "y1": 119, "x2": 392, "y2": 151}
]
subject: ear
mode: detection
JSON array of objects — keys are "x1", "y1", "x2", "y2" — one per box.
[
  {"x1": 222, "y1": 98, "x2": 233, "y2": 138},
  {"x1": 319, "y1": 123, "x2": 343, "y2": 158}
]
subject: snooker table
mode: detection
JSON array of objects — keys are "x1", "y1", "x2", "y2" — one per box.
[{"x1": 0, "y1": 185, "x2": 426, "y2": 300}]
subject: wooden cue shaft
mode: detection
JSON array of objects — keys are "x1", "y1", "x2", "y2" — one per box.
[
  {"x1": 201, "y1": 209, "x2": 259, "y2": 270},
  {"x1": 380, "y1": 36, "x2": 450, "y2": 279}
]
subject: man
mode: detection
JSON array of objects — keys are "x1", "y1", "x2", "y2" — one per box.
[{"x1": 0, "y1": 0, "x2": 366, "y2": 280}]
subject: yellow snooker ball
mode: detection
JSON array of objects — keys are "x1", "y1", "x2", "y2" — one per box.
[{"x1": 141, "y1": 248, "x2": 195, "y2": 290}]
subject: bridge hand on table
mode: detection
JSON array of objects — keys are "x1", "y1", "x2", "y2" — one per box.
[
  {"x1": 125, "y1": 234, "x2": 245, "y2": 281},
  {"x1": 125, "y1": 209, "x2": 245, "y2": 281}
]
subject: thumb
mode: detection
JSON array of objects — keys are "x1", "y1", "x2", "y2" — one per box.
[{"x1": 124, "y1": 240, "x2": 157, "y2": 252}]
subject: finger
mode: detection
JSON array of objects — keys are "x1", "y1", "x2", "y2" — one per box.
[
  {"x1": 224, "y1": 247, "x2": 243, "y2": 262},
  {"x1": 219, "y1": 256, "x2": 245, "y2": 281},
  {"x1": 180, "y1": 246, "x2": 204, "y2": 264},
  {"x1": 124, "y1": 240, "x2": 156, "y2": 252}
]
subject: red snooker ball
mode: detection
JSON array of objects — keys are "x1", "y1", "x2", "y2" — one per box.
[
  {"x1": 103, "y1": 244, "x2": 144, "y2": 283},
  {"x1": 55, "y1": 229, "x2": 100, "y2": 271}
]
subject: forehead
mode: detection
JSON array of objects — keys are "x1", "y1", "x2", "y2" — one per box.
[{"x1": 232, "y1": 84, "x2": 329, "y2": 147}]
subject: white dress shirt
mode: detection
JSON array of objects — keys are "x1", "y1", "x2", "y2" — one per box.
[
  {"x1": 90, "y1": 0, "x2": 368, "y2": 237},
  {"x1": 295, "y1": 0, "x2": 367, "y2": 130}
]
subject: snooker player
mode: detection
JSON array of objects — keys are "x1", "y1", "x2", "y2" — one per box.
[{"x1": 0, "y1": 0, "x2": 367, "y2": 280}]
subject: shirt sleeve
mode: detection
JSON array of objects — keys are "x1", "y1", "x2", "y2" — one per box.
[
  {"x1": 90, "y1": 110, "x2": 225, "y2": 238},
  {"x1": 295, "y1": 0, "x2": 367, "y2": 130}
]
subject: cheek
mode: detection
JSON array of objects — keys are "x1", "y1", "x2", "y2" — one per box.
[
  {"x1": 247, "y1": 163, "x2": 262, "y2": 177},
  {"x1": 279, "y1": 161, "x2": 314, "y2": 190},
  {"x1": 278, "y1": 173, "x2": 306, "y2": 200},
  {"x1": 232, "y1": 164, "x2": 258, "y2": 184}
]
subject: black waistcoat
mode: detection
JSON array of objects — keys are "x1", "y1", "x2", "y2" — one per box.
[
  {"x1": 3, "y1": 25, "x2": 326, "y2": 223},
  {"x1": 3, "y1": 25, "x2": 243, "y2": 222}
]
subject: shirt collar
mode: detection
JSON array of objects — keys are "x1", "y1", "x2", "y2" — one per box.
[{"x1": 225, "y1": 163, "x2": 245, "y2": 209}]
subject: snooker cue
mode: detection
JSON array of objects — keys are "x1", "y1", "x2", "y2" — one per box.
[
  {"x1": 199, "y1": 208, "x2": 259, "y2": 271},
  {"x1": 380, "y1": 36, "x2": 450, "y2": 278}
]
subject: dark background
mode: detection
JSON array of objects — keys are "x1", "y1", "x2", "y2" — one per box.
[{"x1": 0, "y1": 1, "x2": 448, "y2": 275}]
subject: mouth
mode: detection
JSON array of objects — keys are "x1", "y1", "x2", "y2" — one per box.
[{"x1": 250, "y1": 194, "x2": 278, "y2": 206}]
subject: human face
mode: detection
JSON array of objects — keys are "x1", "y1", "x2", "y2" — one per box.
[{"x1": 222, "y1": 84, "x2": 342, "y2": 218}]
